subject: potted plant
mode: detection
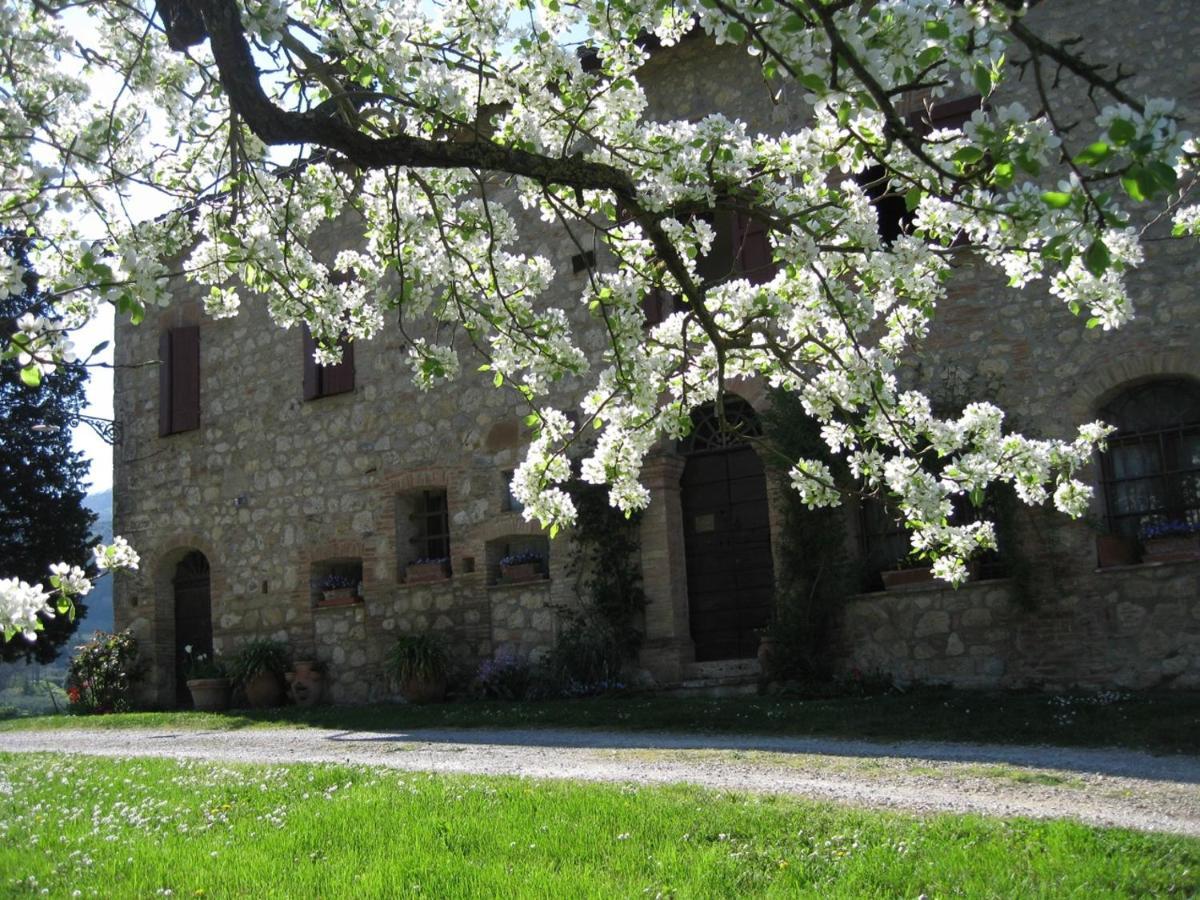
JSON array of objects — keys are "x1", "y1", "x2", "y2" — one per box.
[
  {"x1": 316, "y1": 573, "x2": 359, "y2": 606},
  {"x1": 285, "y1": 659, "x2": 327, "y2": 706},
  {"x1": 387, "y1": 633, "x2": 449, "y2": 703},
  {"x1": 182, "y1": 645, "x2": 230, "y2": 711},
  {"x1": 1095, "y1": 530, "x2": 1139, "y2": 568},
  {"x1": 499, "y1": 550, "x2": 545, "y2": 584},
  {"x1": 228, "y1": 638, "x2": 290, "y2": 708},
  {"x1": 1141, "y1": 520, "x2": 1200, "y2": 563},
  {"x1": 405, "y1": 557, "x2": 451, "y2": 584}
]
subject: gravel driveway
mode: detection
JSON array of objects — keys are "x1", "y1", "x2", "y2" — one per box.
[{"x1": 3, "y1": 726, "x2": 1199, "y2": 836}]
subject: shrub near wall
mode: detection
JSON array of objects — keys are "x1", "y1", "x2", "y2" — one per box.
[{"x1": 66, "y1": 630, "x2": 140, "y2": 714}]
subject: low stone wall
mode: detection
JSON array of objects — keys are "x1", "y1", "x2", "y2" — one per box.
[
  {"x1": 835, "y1": 559, "x2": 1200, "y2": 690},
  {"x1": 304, "y1": 576, "x2": 560, "y2": 704}
]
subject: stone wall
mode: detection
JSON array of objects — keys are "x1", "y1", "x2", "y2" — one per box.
[
  {"x1": 837, "y1": 559, "x2": 1200, "y2": 690},
  {"x1": 114, "y1": 1, "x2": 1200, "y2": 702}
]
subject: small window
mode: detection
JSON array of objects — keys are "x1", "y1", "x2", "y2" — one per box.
[
  {"x1": 302, "y1": 326, "x2": 355, "y2": 400},
  {"x1": 862, "y1": 96, "x2": 983, "y2": 246},
  {"x1": 502, "y1": 470, "x2": 524, "y2": 514},
  {"x1": 159, "y1": 326, "x2": 200, "y2": 436},
  {"x1": 396, "y1": 489, "x2": 451, "y2": 576},
  {"x1": 1100, "y1": 379, "x2": 1200, "y2": 539},
  {"x1": 695, "y1": 210, "x2": 776, "y2": 286}
]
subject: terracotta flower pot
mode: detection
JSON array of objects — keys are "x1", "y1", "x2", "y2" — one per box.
[
  {"x1": 500, "y1": 561, "x2": 542, "y2": 583},
  {"x1": 187, "y1": 677, "x2": 231, "y2": 712},
  {"x1": 286, "y1": 661, "x2": 324, "y2": 706},
  {"x1": 399, "y1": 677, "x2": 446, "y2": 704},
  {"x1": 406, "y1": 560, "x2": 450, "y2": 584},
  {"x1": 1095, "y1": 534, "x2": 1138, "y2": 568},
  {"x1": 319, "y1": 587, "x2": 358, "y2": 606},
  {"x1": 243, "y1": 670, "x2": 285, "y2": 708},
  {"x1": 757, "y1": 636, "x2": 778, "y2": 677},
  {"x1": 1143, "y1": 535, "x2": 1200, "y2": 563},
  {"x1": 880, "y1": 566, "x2": 936, "y2": 591}
]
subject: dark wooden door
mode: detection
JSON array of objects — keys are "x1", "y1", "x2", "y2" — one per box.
[
  {"x1": 173, "y1": 551, "x2": 212, "y2": 707},
  {"x1": 682, "y1": 444, "x2": 775, "y2": 661}
]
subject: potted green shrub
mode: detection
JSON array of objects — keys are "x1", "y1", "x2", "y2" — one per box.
[
  {"x1": 183, "y1": 645, "x2": 230, "y2": 711},
  {"x1": 387, "y1": 634, "x2": 449, "y2": 704},
  {"x1": 228, "y1": 639, "x2": 290, "y2": 708}
]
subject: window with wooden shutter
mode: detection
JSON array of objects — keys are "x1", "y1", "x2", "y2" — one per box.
[
  {"x1": 158, "y1": 326, "x2": 200, "y2": 436},
  {"x1": 302, "y1": 327, "x2": 355, "y2": 400}
]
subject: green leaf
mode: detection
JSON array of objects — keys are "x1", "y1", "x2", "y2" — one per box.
[
  {"x1": 19, "y1": 365, "x2": 41, "y2": 387},
  {"x1": 1108, "y1": 118, "x2": 1136, "y2": 145},
  {"x1": 725, "y1": 21, "x2": 747, "y2": 43},
  {"x1": 1120, "y1": 171, "x2": 1147, "y2": 202},
  {"x1": 799, "y1": 73, "x2": 825, "y2": 92},
  {"x1": 969, "y1": 487, "x2": 984, "y2": 508},
  {"x1": 1040, "y1": 191, "x2": 1072, "y2": 209},
  {"x1": 782, "y1": 14, "x2": 806, "y2": 33},
  {"x1": 1072, "y1": 142, "x2": 1110, "y2": 166},
  {"x1": 990, "y1": 161, "x2": 1014, "y2": 188},
  {"x1": 972, "y1": 63, "x2": 993, "y2": 98},
  {"x1": 924, "y1": 20, "x2": 950, "y2": 39},
  {"x1": 549, "y1": 523, "x2": 560, "y2": 539},
  {"x1": 1147, "y1": 160, "x2": 1179, "y2": 191},
  {"x1": 492, "y1": 371, "x2": 504, "y2": 387},
  {"x1": 915, "y1": 46, "x2": 943, "y2": 68},
  {"x1": 953, "y1": 146, "x2": 984, "y2": 165},
  {"x1": 1084, "y1": 238, "x2": 1111, "y2": 277},
  {"x1": 904, "y1": 187, "x2": 924, "y2": 212},
  {"x1": 1085, "y1": 316, "x2": 1102, "y2": 329}
]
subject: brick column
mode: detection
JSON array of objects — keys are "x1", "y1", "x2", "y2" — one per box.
[{"x1": 637, "y1": 452, "x2": 694, "y2": 683}]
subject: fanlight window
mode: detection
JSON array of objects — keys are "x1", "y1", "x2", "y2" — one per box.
[{"x1": 679, "y1": 397, "x2": 762, "y2": 454}]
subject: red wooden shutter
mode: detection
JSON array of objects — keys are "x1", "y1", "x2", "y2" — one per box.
[
  {"x1": 171, "y1": 326, "x2": 200, "y2": 433},
  {"x1": 158, "y1": 330, "x2": 172, "y2": 436},
  {"x1": 302, "y1": 327, "x2": 319, "y2": 400},
  {"x1": 734, "y1": 214, "x2": 775, "y2": 284}
]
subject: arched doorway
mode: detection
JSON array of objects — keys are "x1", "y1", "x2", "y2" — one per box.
[
  {"x1": 680, "y1": 398, "x2": 775, "y2": 661},
  {"x1": 173, "y1": 550, "x2": 212, "y2": 706}
]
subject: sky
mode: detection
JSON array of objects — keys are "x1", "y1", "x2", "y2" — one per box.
[{"x1": 73, "y1": 306, "x2": 114, "y2": 494}]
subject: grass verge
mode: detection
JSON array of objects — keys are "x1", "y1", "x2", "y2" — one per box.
[
  {"x1": 1, "y1": 752, "x2": 1197, "y2": 898},
  {"x1": 2, "y1": 688, "x2": 1199, "y2": 754}
]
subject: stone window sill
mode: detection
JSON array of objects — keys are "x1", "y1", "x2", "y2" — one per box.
[
  {"x1": 1095, "y1": 557, "x2": 1200, "y2": 574},
  {"x1": 487, "y1": 578, "x2": 552, "y2": 592},
  {"x1": 314, "y1": 597, "x2": 364, "y2": 611}
]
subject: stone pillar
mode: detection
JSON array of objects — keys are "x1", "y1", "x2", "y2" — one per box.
[{"x1": 637, "y1": 452, "x2": 694, "y2": 683}]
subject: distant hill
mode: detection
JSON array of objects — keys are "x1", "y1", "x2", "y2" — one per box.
[{"x1": 79, "y1": 488, "x2": 114, "y2": 636}]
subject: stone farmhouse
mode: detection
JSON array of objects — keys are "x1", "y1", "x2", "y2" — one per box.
[{"x1": 114, "y1": 0, "x2": 1200, "y2": 706}]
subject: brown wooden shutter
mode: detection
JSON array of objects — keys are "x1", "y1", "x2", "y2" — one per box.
[
  {"x1": 159, "y1": 327, "x2": 200, "y2": 435},
  {"x1": 302, "y1": 326, "x2": 354, "y2": 398},
  {"x1": 734, "y1": 214, "x2": 775, "y2": 284},
  {"x1": 321, "y1": 340, "x2": 355, "y2": 396},
  {"x1": 302, "y1": 327, "x2": 319, "y2": 400},
  {"x1": 171, "y1": 326, "x2": 200, "y2": 433},
  {"x1": 158, "y1": 330, "x2": 173, "y2": 436}
]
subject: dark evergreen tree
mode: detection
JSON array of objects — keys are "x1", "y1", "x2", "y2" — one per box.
[{"x1": 0, "y1": 233, "x2": 96, "y2": 663}]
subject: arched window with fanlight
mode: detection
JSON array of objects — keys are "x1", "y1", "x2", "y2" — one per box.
[{"x1": 1099, "y1": 379, "x2": 1200, "y2": 539}]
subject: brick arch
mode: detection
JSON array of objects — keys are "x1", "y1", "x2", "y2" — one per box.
[
  {"x1": 149, "y1": 536, "x2": 223, "y2": 708},
  {"x1": 1065, "y1": 351, "x2": 1200, "y2": 423}
]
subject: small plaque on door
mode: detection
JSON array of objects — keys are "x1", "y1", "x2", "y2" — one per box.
[{"x1": 693, "y1": 513, "x2": 716, "y2": 533}]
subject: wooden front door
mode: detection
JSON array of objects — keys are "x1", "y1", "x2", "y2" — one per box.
[
  {"x1": 173, "y1": 551, "x2": 212, "y2": 706},
  {"x1": 681, "y1": 403, "x2": 775, "y2": 661}
]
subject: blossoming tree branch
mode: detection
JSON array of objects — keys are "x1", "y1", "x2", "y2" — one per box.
[{"x1": 1, "y1": 0, "x2": 1197, "y2": 638}]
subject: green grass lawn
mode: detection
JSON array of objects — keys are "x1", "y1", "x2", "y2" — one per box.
[
  {"x1": 1, "y1": 752, "x2": 1197, "y2": 898},
  {"x1": 4, "y1": 688, "x2": 1199, "y2": 754}
]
